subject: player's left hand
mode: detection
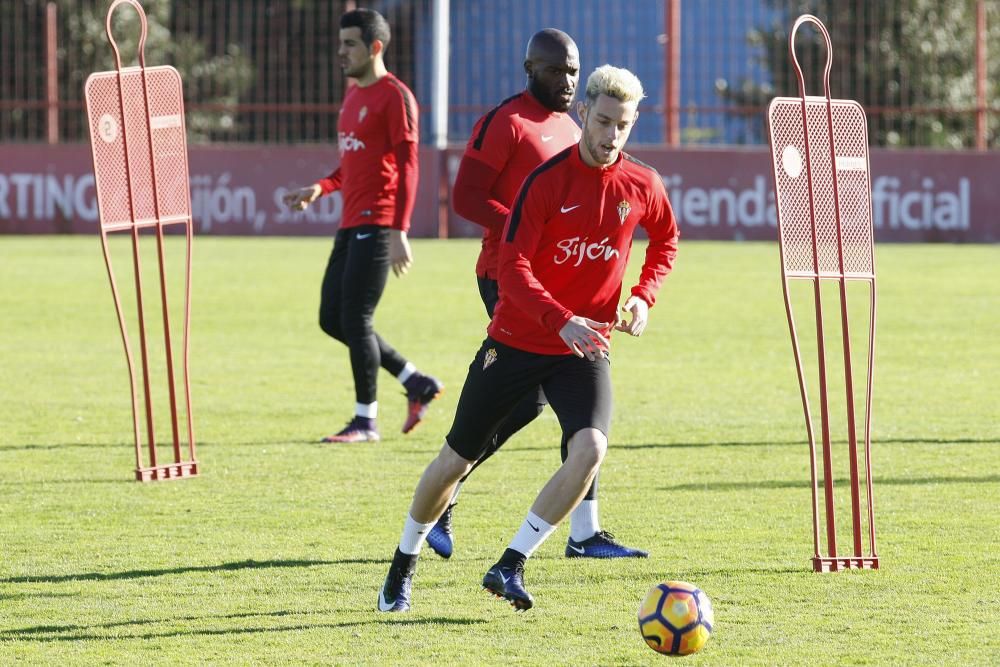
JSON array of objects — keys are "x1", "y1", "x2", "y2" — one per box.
[
  {"x1": 390, "y1": 229, "x2": 413, "y2": 277},
  {"x1": 614, "y1": 295, "x2": 649, "y2": 336}
]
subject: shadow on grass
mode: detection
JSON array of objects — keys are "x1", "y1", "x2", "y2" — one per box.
[
  {"x1": 4, "y1": 609, "x2": 306, "y2": 636},
  {"x1": 0, "y1": 442, "x2": 122, "y2": 451},
  {"x1": 618, "y1": 439, "x2": 799, "y2": 450},
  {"x1": 0, "y1": 591, "x2": 80, "y2": 601},
  {"x1": 879, "y1": 437, "x2": 1000, "y2": 446},
  {"x1": 622, "y1": 437, "x2": 998, "y2": 451},
  {"x1": 680, "y1": 566, "x2": 811, "y2": 577},
  {"x1": 0, "y1": 439, "x2": 315, "y2": 452},
  {"x1": 0, "y1": 478, "x2": 126, "y2": 485},
  {"x1": 0, "y1": 557, "x2": 387, "y2": 584},
  {"x1": 660, "y1": 474, "x2": 1000, "y2": 493},
  {"x1": 0, "y1": 610, "x2": 486, "y2": 643},
  {"x1": 4, "y1": 436, "x2": 994, "y2": 454},
  {"x1": 508, "y1": 436, "x2": 998, "y2": 454}
]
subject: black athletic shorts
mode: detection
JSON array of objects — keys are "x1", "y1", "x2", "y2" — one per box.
[{"x1": 445, "y1": 337, "x2": 612, "y2": 461}]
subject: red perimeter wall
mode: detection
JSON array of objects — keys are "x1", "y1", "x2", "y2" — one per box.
[{"x1": 1, "y1": 144, "x2": 996, "y2": 242}]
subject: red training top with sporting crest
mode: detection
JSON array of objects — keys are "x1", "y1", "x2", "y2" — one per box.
[
  {"x1": 318, "y1": 72, "x2": 419, "y2": 231},
  {"x1": 455, "y1": 91, "x2": 580, "y2": 278},
  {"x1": 489, "y1": 146, "x2": 680, "y2": 355}
]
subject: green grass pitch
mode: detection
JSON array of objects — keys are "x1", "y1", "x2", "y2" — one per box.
[{"x1": 1, "y1": 236, "x2": 998, "y2": 665}]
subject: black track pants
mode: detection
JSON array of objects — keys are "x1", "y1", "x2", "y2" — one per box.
[{"x1": 318, "y1": 225, "x2": 408, "y2": 404}]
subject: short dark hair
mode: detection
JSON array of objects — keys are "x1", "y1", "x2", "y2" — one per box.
[{"x1": 340, "y1": 8, "x2": 391, "y2": 49}]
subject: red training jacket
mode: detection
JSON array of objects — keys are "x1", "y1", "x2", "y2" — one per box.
[
  {"x1": 454, "y1": 91, "x2": 580, "y2": 278},
  {"x1": 318, "y1": 73, "x2": 419, "y2": 232},
  {"x1": 489, "y1": 146, "x2": 680, "y2": 355}
]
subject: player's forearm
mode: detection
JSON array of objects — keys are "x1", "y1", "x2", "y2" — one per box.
[
  {"x1": 392, "y1": 141, "x2": 419, "y2": 232},
  {"x1": 631, "y1": 234, "x2": 678, "y2": 307},
  {"x1": 317, "y1": 167, "x2": 343, "y2": 195},
  {"x1": 452, "y1": 179, "x2": 510, "y2": 231},
  {"x1": 499, "y1": 255, "x2": 573, "y2": 331},
  {"x1": 453, "y1": 188, "x2": 509, "y2": 231},
  {"x1": 453, "y1": 157, "x2": 509, "y2": 231}
]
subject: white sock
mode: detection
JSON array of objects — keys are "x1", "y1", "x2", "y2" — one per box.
[
  {"x1": 397, "y1": 363, "x2": 416, "y2": 384},
  {"x1": 399, "y1": 513, "x2": 435, "y2": 555},
  {"x1": 449, "y1": 481, "x2": 464, "y2": 505},
  {"x1": 355, "y1": 402, "x2": 377, "y2": 419},
  {"x1": 569, "y1": 499, "x2": 600, "y2": 542},
  {"x1": 508, "y1": 511, "x2": 557, "y2": 558}
]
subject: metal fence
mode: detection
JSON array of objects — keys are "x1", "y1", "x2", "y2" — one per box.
[{"x1": 2, "y1": 0, "x2": 997, "y2": 148}]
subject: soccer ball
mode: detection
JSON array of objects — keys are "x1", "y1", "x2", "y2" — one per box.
[{"x1": 638, "y1": 580, "x2": 714, "y2": 656}]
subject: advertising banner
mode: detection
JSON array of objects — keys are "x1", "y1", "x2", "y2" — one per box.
[{"x1": 1, "y1": 144, "x2": 996, "y2": 242}]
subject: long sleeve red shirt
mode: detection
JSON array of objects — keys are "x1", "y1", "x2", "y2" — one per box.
[
  {"x1": 317, "y1": 72, "x2": 419, "y2": 232},
  {"x1": 453, "y1": 91, "x2": 580, "y2": 278},
  {"x1": 489, "y1": 146, "x2": 679, "y2": 355}
]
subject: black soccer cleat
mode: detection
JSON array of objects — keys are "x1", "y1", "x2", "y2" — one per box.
[
  {"x1": 378, "y1": 549, "x2": 417, "y2": 612},
  {"x1": 426, "y1": 503, "x2": 455, "y2": 559},
  {"x1": 565, "y1": 530, "x2": 649, "y2": 559},
  {"x1": 482, "y1": 562, "x2": 534, "y2": 611}
]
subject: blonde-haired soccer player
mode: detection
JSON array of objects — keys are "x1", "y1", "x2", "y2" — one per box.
[
  {"x1": 584, "y1": 63, "x2": 646, "y2": 103},
  {"x1": 378, "y1": 64, "x2": 679, "y2": 612},
  {"x1": 433, "y1": 33, "x2": 649, "y2": 563}
]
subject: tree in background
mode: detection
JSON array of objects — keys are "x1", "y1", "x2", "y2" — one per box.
[
  {"x1": 718, "y1": 0, "x2": 998, "y2": 148},
  {"x1": 59, "y1": 0, "x2": 254, "y2": 142},
  {"x1": 0, "y1": 0, "x2": 255, "y2": 143}
]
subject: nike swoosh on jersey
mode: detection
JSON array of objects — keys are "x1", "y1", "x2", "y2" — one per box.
[
  {"x1": 560, "y1": 204, "x2": 581, "y2": 213},
  {"x1": 541, "y1": 135, "x2": 554, "y2": 142}
]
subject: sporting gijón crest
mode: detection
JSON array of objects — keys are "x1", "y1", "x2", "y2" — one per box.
[{"x1": 617, "y1": 200, "x2": 632, "y2": 225}]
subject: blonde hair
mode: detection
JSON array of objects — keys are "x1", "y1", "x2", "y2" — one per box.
[{"x1": 584, "y1": 65, "x2": 645, "y2": 104}]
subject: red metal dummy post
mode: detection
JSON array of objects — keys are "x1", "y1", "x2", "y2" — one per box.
[
  {"x1": 766, "y1": 15, "x2": 878, "y2": 572},
  {"x1": 84, "y1": 0, "x2": 198, "y2": 482}
]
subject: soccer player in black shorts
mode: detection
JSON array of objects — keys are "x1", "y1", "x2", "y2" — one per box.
[
  {"x1": 379, "y1": 65, "x2": 680, "y2": 612},
  {"x1": 284, "y1": 9, "x2": 441, "y2": 442},
  {"x1": 429, "y1": 28, "x2": 646, "y2": 561}
]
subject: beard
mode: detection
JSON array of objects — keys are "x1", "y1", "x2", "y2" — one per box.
[
  {"x1": 343, "y1": 64, "x2": 363, "y2": 78},
  {"x1": 580, "y1": 116, "x2": 619, "y2": 166},
  {"x1": 529, "y1": 79, "x2": 572, "y2": 112},
  {"x1": 342, "y1": 59, "x2": 372, "y2": 80},
  {"x1": 584, "y1": 136, "x2": 616, "y2": 165}
]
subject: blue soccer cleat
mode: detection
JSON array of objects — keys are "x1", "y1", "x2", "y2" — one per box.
[
  {"x1": 482, "y1": 562, "x2": 533, "y2": 611},
  {"x1": 565, "y1": 531, "x2": 649, "y2": 559},
  {"x1": 378, "y1": 549, "x2": 417, "y2": 612},
  {"x1": 426, "y1": 504, "x2": 455, "y2": 559}
]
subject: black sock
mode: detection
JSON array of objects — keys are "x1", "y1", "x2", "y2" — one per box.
[
  {"x1": 392, "y1": 547, "x2": 418, "y2": 575},
  {"x1": 498, "y1": 548, "x2": 527, "y2": 571}
]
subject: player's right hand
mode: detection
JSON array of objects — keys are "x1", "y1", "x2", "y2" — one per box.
[
  {"x1": 559, "y1": 316, "x2": 610, "y2": 361},
  {"x1": 282, "y1": 184, "x2": 322, "y2": 211}
]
